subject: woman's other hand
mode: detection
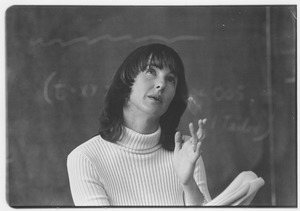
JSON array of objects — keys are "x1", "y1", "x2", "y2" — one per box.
[{"x1": 173, "y1": 119, "x2": 207, "y2": 186}]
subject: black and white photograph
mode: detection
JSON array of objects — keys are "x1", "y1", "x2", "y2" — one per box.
[{"x1": 5, "y1": 4, "x2": 297, "y2": 207}]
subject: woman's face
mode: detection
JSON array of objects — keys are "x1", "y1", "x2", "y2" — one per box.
[{"x1": 125, "y1": 64, "x2": 178, "y2": 119}]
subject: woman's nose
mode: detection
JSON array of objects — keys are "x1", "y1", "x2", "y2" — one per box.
[{"x1": 156, "y1": 79, "x2": 166, "y2": 90}]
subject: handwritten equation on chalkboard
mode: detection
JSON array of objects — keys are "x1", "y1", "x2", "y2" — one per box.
[
  {"x1": 44, "y1": 72, "x2": 99, "y2": 104},
  {"x1": 43, "y1": 71, "x2": 245, "y2": 105},
  {"x1": 187, "y1": 88, "x2": 269, "y2": 142},
  {"x1": 43, "y1": 71, "x2": 269, "y2": 142}
]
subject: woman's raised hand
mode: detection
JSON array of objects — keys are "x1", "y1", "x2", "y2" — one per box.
[{"x1": 173, "y1": 119, "x2": 207, "y2": 186}]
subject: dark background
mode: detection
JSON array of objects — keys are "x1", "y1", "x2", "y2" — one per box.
[{"x1": 6, "y1": 6, "x2": 296, "y2": 207}]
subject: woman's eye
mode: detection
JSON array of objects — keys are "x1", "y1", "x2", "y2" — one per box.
[
  {"x1": 167, "y1": 76, "x2": 176, "y2": 85},
  {"x1": 146, "y1": 68, "x2": 156, "y2": 75}
]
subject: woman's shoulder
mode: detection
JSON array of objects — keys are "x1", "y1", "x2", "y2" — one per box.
[
  {"x1": 68, "y1": 135, "x2": 107, "y2": 159},
  {"x1": 67, "y1": 135, "x2": 120, "y2": 172}
]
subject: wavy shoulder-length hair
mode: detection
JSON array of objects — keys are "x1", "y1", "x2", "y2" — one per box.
[{"x1": 99, "y1": 43, "x2": 188, "y2": 151}]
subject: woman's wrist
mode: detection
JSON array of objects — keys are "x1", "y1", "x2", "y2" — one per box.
[
  {"x1": 181, "y1": 178, "x2": 197, "y2": 191},
  {"x1": 182, "y1": 178, "x2": 205, "y2": 206}
]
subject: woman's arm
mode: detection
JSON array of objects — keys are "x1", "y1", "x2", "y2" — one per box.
[
  {"x1": 193, "y1": 156, "x2": 212, "y2": 204},
  {"x1": 67, "y1": 150, "x2": 110, "y2": 206},
  {"x1": 173, "y1": 119, "x2": 208, "y2": 206},
  {"x1": 182, "y1": 178, "x2": 205, "y2": 205}
]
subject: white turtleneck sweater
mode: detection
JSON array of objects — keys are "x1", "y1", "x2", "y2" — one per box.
[{"x1": 67, "y1": 126, "x2": 211, "y2": 206}]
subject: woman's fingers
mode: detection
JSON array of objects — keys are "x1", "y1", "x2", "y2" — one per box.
[
  {"x1": 174, "y1": 131, "x2": 182, "y2": 152},
  {"x1": 177, "y1": 119, "x2": 207, "y2": 153},
  {"x1": 189, "y1": 122, "x2": 198, "y2": 152},
  {"x1": 197, "y1": 118, "x2": 207, "y2": 141},
  {"x1": 195, "y1": 141, "x2": 203, "y2": 157}
]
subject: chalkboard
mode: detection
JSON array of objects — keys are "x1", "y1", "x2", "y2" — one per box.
[{"x1": 6, "y1": 6, "x2": 296, "y2": 206}]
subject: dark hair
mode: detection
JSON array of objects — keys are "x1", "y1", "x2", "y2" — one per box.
[{"x1": 99, "y1": 43, "x2": 188, "y2": 151}]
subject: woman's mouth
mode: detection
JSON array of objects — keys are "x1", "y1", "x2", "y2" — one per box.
[{"x1": 148, "y1": 95, "x2": 162, "y2": 103}]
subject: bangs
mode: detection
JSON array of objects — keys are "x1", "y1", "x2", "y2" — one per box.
[
  {"x1": 137, "y1": 50, "x2": 180, "y2": 76},
  {"x1": 123, "y1": 44, "x2": 184, "y2": 87}
]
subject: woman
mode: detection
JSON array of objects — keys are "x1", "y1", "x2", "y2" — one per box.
[{"x1": 67, "y1": 43, "x2": 211, "y2": 206}]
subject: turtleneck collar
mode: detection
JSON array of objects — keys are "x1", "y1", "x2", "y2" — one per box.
[{"x1": 117, "y1": 126, "x2": 161, "y2": 151}]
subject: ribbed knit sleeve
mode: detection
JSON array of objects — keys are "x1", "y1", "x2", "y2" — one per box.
[
  {"x1": 67, "y1": 149, "x2": 110, "y2": 206},
  {"x1": 194, "y1": 156, "x2": 211, "y2": 204}
]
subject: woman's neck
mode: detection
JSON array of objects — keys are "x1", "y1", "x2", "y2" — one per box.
[{"x1": 123, "y1": 107, "x2": 159, "y2": 134}]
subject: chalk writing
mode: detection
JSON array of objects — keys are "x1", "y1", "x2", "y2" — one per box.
[
  {"x1": 53, "y1": 83, "x2": 76, "y2": 101},
  {"x1": 187, "y1": 86, "x2": 268, "y2": 142},
  {"x1": 213, "y1": 85, "x2": 244, "y2": 101},
  {"x1": 44, "y1": 73, "x2": 268, "y2": 142},
  {"x1": 44, "y1": 71, "x2": 98, "y2": 104},
  {"x1": 209, "y1": 114, "x2": 268, "y2": 142},
  {"x1": 31, "y1": 34, "x2": 205, "y2": 47},
  {"x1": 44, "y1": 72, "x2": 56, "y2": 104},
  {"x1": 187, "y1": 85, "x2": 245, "y2": 115}
]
